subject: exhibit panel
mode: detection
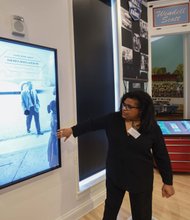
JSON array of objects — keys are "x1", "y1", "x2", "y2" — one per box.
[
  {"x1": 120, "y1": 0, "x2": 149, "y2": 93},
  {"x1": 0, "y1": 37, "x2": 61, "y2": 189}
]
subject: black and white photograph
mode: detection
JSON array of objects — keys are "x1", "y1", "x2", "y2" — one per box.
[
  {"x1": 133, "y1": 33, "x2": 141, "y2": 52},
  {"x1": 139, "y1": 70, "x2": 148, "y2": 80},
  {"x1": 129, "y1": 81, "x2": 144, "y2": 91},
  {"x1": 123, "y1": 79, "x2": 129, "y2": 93},
  {"x1": 122, "y1": 28, "x2": 133, "y2": 48},
  {"x1": 122, "y1": 46, "x2": 133, "y2": 64},
  {"x1": 132, "y1": 82, "x2": 141, "y2": 89},
  {"x1": 121, "y1": 7, "x2": 132, "y2": 30},
  {"x1": 140, "y1": 19, "x2": 148, "y2": 39},
  {"x1": 140, "y1": 53, "x2": 148, "y2": 71}
]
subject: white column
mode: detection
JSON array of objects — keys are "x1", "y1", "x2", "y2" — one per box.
[{"x1": 183, "y1": 33, "x2": 190, "y2": 118}]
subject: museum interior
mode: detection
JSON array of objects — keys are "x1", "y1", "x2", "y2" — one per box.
[{"x1": 0, "y1": 0, "x2": 189, "y2": 220}]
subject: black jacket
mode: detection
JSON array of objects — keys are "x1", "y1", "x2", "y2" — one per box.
[{"x1": 72, "y1": 112, "x2": 173, "y2": 193}]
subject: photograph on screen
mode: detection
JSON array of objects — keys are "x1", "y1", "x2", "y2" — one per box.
[{"x1": 0, "y1": 37, "x2": 61, "y2": 189}]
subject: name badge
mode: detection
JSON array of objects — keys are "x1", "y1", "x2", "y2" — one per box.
[{"x1": 127, "y1": 127, "x2": 141, "y2": 139}]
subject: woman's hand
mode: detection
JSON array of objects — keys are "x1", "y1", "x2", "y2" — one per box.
[
  {"x1": 162, "y1": 184, "x2": 175, "y2": 198},
  {"x1": 57, "y1": 128, "x2": 73, "y2": 142}
]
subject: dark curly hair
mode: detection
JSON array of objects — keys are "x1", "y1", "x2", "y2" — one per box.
[{"x1": 120, "y1": 90, "x2": 156, "y2": 133}]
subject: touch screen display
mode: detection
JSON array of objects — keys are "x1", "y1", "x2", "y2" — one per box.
[
  {"x1": 0, "y1": 37, "x2": 61, "y2": 189},
  {"x1": 157, "y1": 120, "x2": 190, "y2": 136}
]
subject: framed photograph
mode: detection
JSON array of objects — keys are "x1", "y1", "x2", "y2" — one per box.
[
  {"x1": 0, "y1": 37, "x2": 61, "y2": 189},
  {"x1": 140, "y1": 19, "x2": 148, "y2": 39}
]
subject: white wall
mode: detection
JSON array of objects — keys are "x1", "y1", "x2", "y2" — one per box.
[{"x1": 0, "y1": 0, "x2": 105, "y2": 219}]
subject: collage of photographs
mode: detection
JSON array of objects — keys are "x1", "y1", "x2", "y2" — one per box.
[{"x1": 120, "y1": 0, "x2": 148, "y2": 92}]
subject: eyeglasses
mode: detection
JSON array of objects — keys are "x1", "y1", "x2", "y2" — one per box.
[{"x1": 122, "y1": 103, "x2": 139, "y2": 110}]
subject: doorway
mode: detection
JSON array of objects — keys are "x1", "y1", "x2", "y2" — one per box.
[{"x1": 151, "y1": 34, "x2": 184, "y2": 120}]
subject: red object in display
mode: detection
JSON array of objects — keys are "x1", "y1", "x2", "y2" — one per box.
[
  {"x1": 167, "y1": 146, "x2": 190, "y2": 152},
  {"x1": 165, "y1": 138, "x2": 190, "y2": 145},
  {"x1": 171, "y1": 162, "x2": 190, "y2": 172},
  {"x1": 165, "y1": 137, "x2": 190, "y2": 172},
  {"x1": 169, "y1": 153, "x2": 190, "y2": 161}
]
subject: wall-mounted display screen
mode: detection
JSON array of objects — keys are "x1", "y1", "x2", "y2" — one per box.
[
  {"x1": 157, "y1": 120, "x2": 190, "y2": 136},
  {"x1": 0, "y1": 37, "x2": 61, "y2": 189}
]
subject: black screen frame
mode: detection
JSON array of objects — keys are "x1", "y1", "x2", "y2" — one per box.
[{"x1": 0, "y1": 37, "x2": 61, "y2": 189}]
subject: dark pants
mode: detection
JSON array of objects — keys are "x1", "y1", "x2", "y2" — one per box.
[
  {"x1": 26, "y1": 106, "x2": 41, "y2": 134},
  {"x1": 102, "y1": 177, "x2": 152, "y2": 220}
]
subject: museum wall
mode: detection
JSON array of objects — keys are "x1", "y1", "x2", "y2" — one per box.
[{"x1": 0, "y1": 0, "x2": 105, "y2": 220}]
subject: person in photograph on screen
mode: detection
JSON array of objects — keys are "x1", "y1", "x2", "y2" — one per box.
[
  {"x1": 47, "y1": 88, "x2": 58, "y2": 167},
  {"x1": 21, "y1": 81, "x2": 43, "y2": 135},
  {"x1": 57, "y1": 90, "x2": 175, "y2": 220}
]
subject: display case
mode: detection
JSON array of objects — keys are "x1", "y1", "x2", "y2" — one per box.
[{"x1": 157, "y1": 120, "x2": 190, "y2": 172}]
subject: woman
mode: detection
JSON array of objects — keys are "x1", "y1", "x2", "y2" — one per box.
[
  {"x1": 57, "y1": 90, "x2": 175, "y2": 220},
  {"x1": 47, "y1": 88, "x2": 58, "y2": 167},
  {"x1": 47, "y1": 99, "x2": 58, "y2": 167}
]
